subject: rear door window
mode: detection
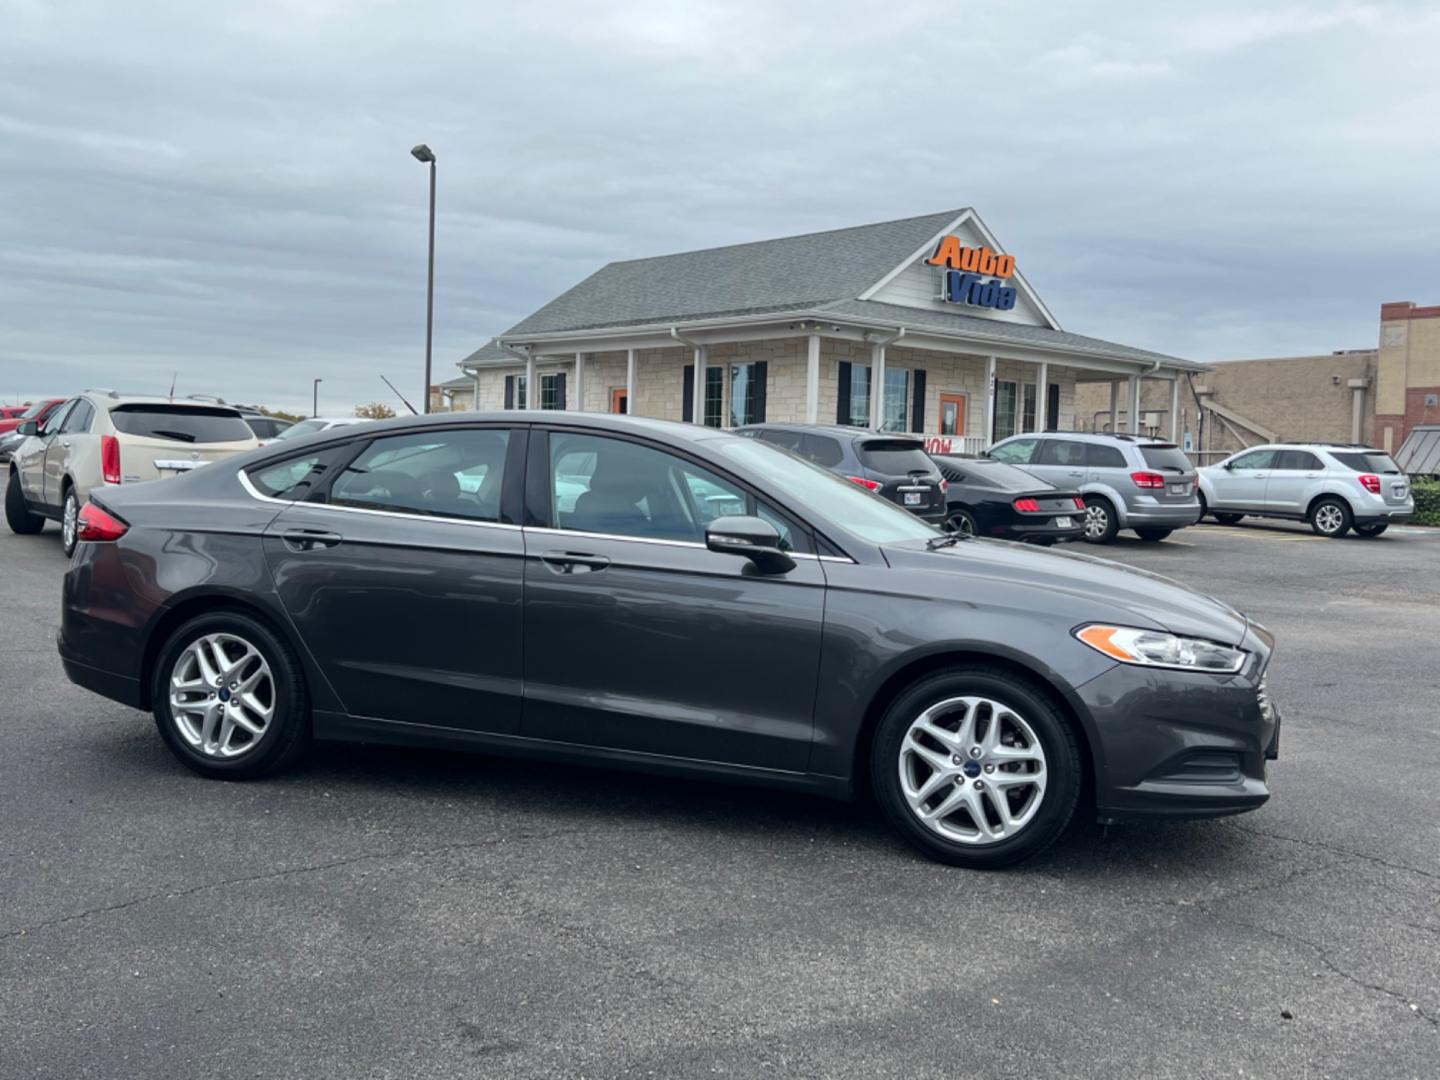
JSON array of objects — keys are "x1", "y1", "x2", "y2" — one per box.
[
  {"x1": 1036, "y1": 439, "x2": 1087, "y2": 466},
  {"x1": 1330, "y1": 451, "x2": 1402, "y2": 474},
  {"x1": 1086, "y1": 444, "x2": 1127, "y2": 468},
  {"x1": 801, "y1": 434, "x2": 844, "y2": 468},
  {"x1": 248, "y1": 447, "x2": 350, "y2": 501},
  {"x1": 1275, "y1": 450, "x2": 1322, "y2": 471},
  {"x1": 1138, "y1": 445, "x2": 1193, "y2": 473},
  {"x1": 857, "y1": 439, "x2": 932, "y2": 475},
  {"x1": 757, "y1": 428, "x2": 803, "y2": 453},
  {"x1": 328, "y1": 428, "x2": 513, "y2": 522},
  {"x1": 109, "y1": 405, "x2": 255, "y2": 444}
]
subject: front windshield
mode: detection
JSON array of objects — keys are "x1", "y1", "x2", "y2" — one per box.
[
  {"x1": 715, "y1": 437, "x2": 938, "y2": 545},
  {"x1": 274, "y1": 419, "x2": 326, "y2": 440}
]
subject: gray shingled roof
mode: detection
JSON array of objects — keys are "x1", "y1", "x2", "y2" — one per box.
[
  {"x1": 504, "y1": 210, "x2": 963, "y2": 336},
  {"x1": 437, "y1": 374, "x2": 474, "y2": 390},
  {"x1": 459, "y1": 337, "x2": 524, "y2": 367}
]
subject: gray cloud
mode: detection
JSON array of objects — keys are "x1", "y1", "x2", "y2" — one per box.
[{"x1": 2, "y1": 0, "x2": 1437, "y2": 414}]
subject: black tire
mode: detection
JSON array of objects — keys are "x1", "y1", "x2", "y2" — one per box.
[
  {"x1": 5, "y1": 469, "x2": 44, "y2": 535},
  {"x1": 1353, "y1": 523, "x2": 1388, "y2": 538},
  {"x1": 947, "y1": 509, "x2": 978, "y2": 537},
  {"x1": 1309, "y1": 497, "x2": 1352, "y2": 538},
  {"x1": 150, "y1": 610, "x2": 312, "y2": 779},
  {"x1": 1213, "y1": 513, "x2": 1244, "y2": 525},
  {"x1": 60, "y1": 484, "x2": 79, "y2": 557},
  {"x1": 1080, "y1": 496, "x2": 1118, "y2": 544},
  {"x1": 1134, "y1": 527, "x2": 1172, "y2": 542},
  {"x1": 870, "y1": 666, "x2": 1082, "y2": 869}
]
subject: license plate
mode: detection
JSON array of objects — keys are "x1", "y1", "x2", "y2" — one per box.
[
  {"x1": 1167, "y1": 483, "x2": 1188, "y2": 495},
  {"x1": 903, "y1": 492, "x2": 922, "y2": 506},
  {"x1": 1054, "y1": 516, "x2": 1073, "y2": 528},
  {"x1": 1393, "y1": 483, "x2": 1407, "y2": 497}
]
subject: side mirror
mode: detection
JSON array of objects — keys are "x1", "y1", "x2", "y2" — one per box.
[
  {"x1": 16, "y1": 420, "x2": 37, "y2": 436},
  {"x1": 1222, "y1": 461, "x2": 1234, "y2": 471},
  {"x1": 705, "y1": 515, "x2": 795, "y2": 575}
]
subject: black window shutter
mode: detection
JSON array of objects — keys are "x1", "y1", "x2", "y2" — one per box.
[
  {"x1": 682, "y1": 364, "x2": 694, "y2": 422},
  {"x1": 752, "y1": 361, "x2": 768, "y2": 423},
  {"x1": 504, "y1": 375, "x2": 514, "y2": 409},
  {"x1": 555, "y1": 372, "x2": 566, "y2": 410},
  {"x1": 1046, "y1": 383, "x2": 1060, "y2": 431},
  {"x1": 836, "y1": 361, "x2": 852, "y2": 425},
  {"x1": 910, "y1": 369, "x2": 927, "y2": 433}
]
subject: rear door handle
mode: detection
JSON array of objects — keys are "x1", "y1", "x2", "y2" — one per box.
[
  {"x1": 281, "y1": 529, "x2": 343, "y2": 552},
  {"x1": 540, "y1": 550, "x2": 610, "y2": 574}
]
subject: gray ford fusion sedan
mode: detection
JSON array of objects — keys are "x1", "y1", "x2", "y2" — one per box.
[{"x1": 57, "y1": 412, "x2": 1279, "y2": 868}]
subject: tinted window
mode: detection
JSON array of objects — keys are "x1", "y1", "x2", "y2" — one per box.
[
  {"x1": 41, "y1": 400, "x2": 76, "y2": 435},
  {"x1": 60, "y1": 400, "x2": 95, "y2": 434},
  {"x1": 109, "y1": 405, "x2": 254, "y2": 444},
  {"x1": 1138, "y1": 445, "x2": 1193, "y2": 473},
  {"x1": 1087, "y1": 444, "x2": 1127, "y2": 468},
  {"x1": 247, "y1": 448, "x2": 347, "y2": 501},
  {"x1": 802, "y1": 434, "x2": 844, "y2": 468},
  {"x1": 857, "y1": 439, "x2": 932, "y2": 475},
  {"x1": 329, "y1": 429, "x2": 511, "y2": 522},
  {"x1": 1229, "y1": 449, "x2": 1277, "y2": 470},
  {"x1": 989, "y1": 438, "x2": 1037, "y2": 464},
  {"x1": 273, "y1": 419, "x2": 329, "y2": 441},
  {"x1": 757, "y1": 428, "x2": 803, "y2": 452},
  {"x1": 1275, "y1": 450, "x2": 1322, "y2": 471},
  {"x1": 1036, "y1": 439, "x2": 1087, "y2": 466},
  {"x1": 244, "y1": 417, "x2": 291, "y2": 439},
  {"x1": 1330, "y1": 451, "x2": 1401, "y2": 474}
]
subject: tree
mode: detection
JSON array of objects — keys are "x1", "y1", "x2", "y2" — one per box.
[
  {"x1": 257, "y1": 405, "x2": 305, "y2": 424},
  {"x1": 354, "y1": 402, "x2": 396, "y2": 420}
]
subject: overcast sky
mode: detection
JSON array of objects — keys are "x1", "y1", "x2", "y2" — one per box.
[{"x1": 3, "y1": 1, "x2": 1438, "y2": 415}]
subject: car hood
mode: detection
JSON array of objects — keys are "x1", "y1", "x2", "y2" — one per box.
[{"x1": 882, "y1": 538, "x2": 1250, "y2": 645}]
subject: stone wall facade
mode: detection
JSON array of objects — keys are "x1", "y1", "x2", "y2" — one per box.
[{"x1": 1376, "y1": 301, "x2": 1440, "y2": 453}]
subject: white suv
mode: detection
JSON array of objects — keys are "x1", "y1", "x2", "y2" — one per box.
[
  {"x1": 6, "y1": 392, "x2": 260, "y2": 555},
  {"x1": 1197, "y1": 444, "x2": 1414, "y2": 538}
]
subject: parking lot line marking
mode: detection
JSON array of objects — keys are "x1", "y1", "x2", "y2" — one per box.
[{"x1": 1199, "y1": 527, "x2": 1324, "y2": 542}]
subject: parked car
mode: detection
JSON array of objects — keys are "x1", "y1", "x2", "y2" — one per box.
[
  {"x1": 735, "y1": 423, "x2": 948, "y2": 524},
  {"x1": 0, "y1": 397, "x2": 66, "y2": 437},
  {"x1": 271, "y1": 416, "x2": 369, "y2": 442},
  {"x1": 931, "y1": 454, "x2": 1084, "y2": 543},
  {"x1": 58, "y1": 412, "x2": 1278, "y2": 869},
  {"x1": 1197, "y1": 443, "x2": 1414, "y2": 537},
  {"x1": 0, "y1": 429, "x2": 30, "y2": 465},
  {"x1": 0, "y1": 405, "x2": 29, "y2": 421},
  {"x1": 6, "y1": 392, "x2": 260, "y2": 556},
  {"x1": 235, "y1": 410, "x2": 294, "y2": 443},
  {"x1": 988, "y1": 432, "x2": 1201, "y2": 544}
]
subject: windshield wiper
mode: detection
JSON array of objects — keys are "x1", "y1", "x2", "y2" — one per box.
[{"x1": 147, "y1": 429, "x2": 197, "y2": 443}]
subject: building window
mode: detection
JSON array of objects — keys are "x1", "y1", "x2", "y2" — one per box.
[
  {"x1": 849, "y1": 365, "x2": 871, "y2": 427},
  {"x1": 1021, "y1": 382, "x2": 1036, "y2": 433},
  {"x1": 516, "y1": 373, "x2": 562, "y2": 410},
  {"x1": 881, "y1": 367, "x2": 909, "y2": 433},
  {"x1": 515, "y1": 375, "x2": 527, "y2": 410},
  {"x1": 993, "y1": 379, "x2": 1018, "y2": 441},
  {"x1": 703, "y1": 366, "x2": 724, "y2": 427},
  {"x1": 729, "y1": 363, "x2": 758, "y2": 427}
]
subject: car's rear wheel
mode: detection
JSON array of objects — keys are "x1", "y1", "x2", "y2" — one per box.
[
  {"x1": 947, "y1": 509, "x2": 978, "y2": 536},
  {"x1": 1081, "y1": 496, "x2": 1118, "y2": 544},
  {"x1": 151, "y1": 611, "x2": 311, "y2": 779},
  {"x1": 1353, "y1": 523, "x2": 1388, "y2": 538},
  {"x1": 1213, "y1": 512, "x2": 1244, "y2": 525},
  {"x1": 870, "y1": 667, "x2": 1081, "y2": 869},
  {"x1": 1134, "y1": 528, "x2": 1172, "y2": 542},
  {"x1": 60, "y1": 485, "x2": 79, "y2": 557},
  {"x1": 1309, "y1": 497, "x2": 1352, "y2": 538},
  {"x1": 5, "y1": 470, "x2": 44, "y2": 535}
]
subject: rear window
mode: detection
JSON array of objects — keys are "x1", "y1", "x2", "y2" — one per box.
[
  {"x1": 1330, "y1": 451, "x2": 1401, "y2": 474},
  {"x1": 244, "y1": 417, "x2": 291, "y2": 439},
  {"x1": 1139, "y1": 445, "x2": 1193, "y2": 473},
  {"x1": 857, "y1": 439, "x2": 932, "y2": 475},
  {"x1": 109, "y1": 405, "x2": 254, "y2": 444}
]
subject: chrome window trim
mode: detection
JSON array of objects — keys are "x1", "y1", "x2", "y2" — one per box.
[
  {"x1": 522, "y1": 524, "x2": 852, "y2": 563},
  {"x1": 237, "y1": 469, "x2": 522, "y2": 532}
]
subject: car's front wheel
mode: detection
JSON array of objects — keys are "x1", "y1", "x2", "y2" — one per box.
[
  {"x1": 151, "y1": 611, "x2": 311, "y2": 779},
  {"x1": 5, "y1": 470, "x2": 44, "y2": 535},
  {"x1": 871, "y1": 667, "x2": 1081, "y2": 869},
  {"x1": 1081, "y1": 496, "x2": 1118, "y2": 544},
  {"x1": 1309, "y1": 497, "x2": 1352, "y2": 538}
]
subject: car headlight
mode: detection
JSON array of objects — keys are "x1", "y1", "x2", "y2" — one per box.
[{"x1": 1074, "y1": 624, "x2": 1247, "y2": 674}]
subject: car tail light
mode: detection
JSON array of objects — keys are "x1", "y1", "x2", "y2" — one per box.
[
  {"x1": 846, "y1": 475, "x2": 882, "y2": 492},
  {"x1": 1130, "y1": 471, "x2": 1166, "y2": 489},
  {"x1": 76, "y1": 501, "x2": 128, "y2": 543},
  {"x1": 1071, "y1": 497, "x2": 1084, "y2": 510},
  {"x1": 101, "y1": 435, "x2": 121, "y2": 485},
  {"x1": 939, "y1": 479, "x2": 948, "y2": 493},
  {"x1": 1358, "y1": 473, "x2": 1381, "y2": 494},
  {"x1": 1013, "y1": 497, "x2": 1041, "y2": 512}
]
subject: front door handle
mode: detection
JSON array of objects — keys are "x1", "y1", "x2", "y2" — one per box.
[
  {"x1": 540, "y1": 550, "x2": 610, "y2": 574},
  {"x1": 281, "y1": 529, "x2": 343, "y2": 552}
]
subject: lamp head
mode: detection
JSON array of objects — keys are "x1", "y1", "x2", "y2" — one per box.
[{"x1": 411, "y1": 144, "x2": 435, "y2": 164}]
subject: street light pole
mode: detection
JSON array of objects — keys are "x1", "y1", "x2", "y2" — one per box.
[
  {"x1": 411, "y1": 144, "x2": 437, "y2": 414},
  {"x1": 312, "y1": 378, "x2": 322, "y2": 418}
]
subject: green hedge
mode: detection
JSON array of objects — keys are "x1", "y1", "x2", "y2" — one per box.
[{"x1": 1413, "y1": 480, "x2": 1440, "y2": 526}]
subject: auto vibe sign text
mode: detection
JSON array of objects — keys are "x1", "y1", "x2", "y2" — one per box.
[{"x1": 926, "y1": 236, "x2": 1018, "y2": 312}]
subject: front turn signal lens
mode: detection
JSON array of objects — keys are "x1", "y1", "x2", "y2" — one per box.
[{"x1": 1075, "y1": 624, "x2": 1247, "y2": 674}]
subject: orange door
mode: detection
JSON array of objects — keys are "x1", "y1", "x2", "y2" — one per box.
[
  {"x1": 939, "y1": 393, "x2": 967, "y2": 436},
  {"x1": 611, "y1": 388, "x2": 628, "y2": 414}
]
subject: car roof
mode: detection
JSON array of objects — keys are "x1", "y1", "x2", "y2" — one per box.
[
  {"x1": 80, "y1": 392, "x2": 244, "y2": 412},
  {"x1": 997, "y1": 430, "x2": 1173, "y2": 446},
  {"x1": 736, "y1": 422, "x2": 922, "y2": 442}
]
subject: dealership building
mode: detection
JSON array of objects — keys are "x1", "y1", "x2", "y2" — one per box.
[{"x1": 453, "y1": 209, "x2": 1205, "y2": 452}]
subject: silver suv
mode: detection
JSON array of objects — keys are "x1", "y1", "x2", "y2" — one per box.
[
  {"x1": 1197, "y1": 444, "x2": 1414, "y2": 538},
  {"x1": 988, "y1": 432, "x2": 1201, "y2": 544}
]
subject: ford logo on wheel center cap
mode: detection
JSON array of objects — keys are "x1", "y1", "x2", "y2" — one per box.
[{"x1": 962, "y1": 760, "x2": 982, "y2": 778}]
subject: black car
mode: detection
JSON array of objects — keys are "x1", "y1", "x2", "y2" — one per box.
[
  {"x1": 932, "y1": 454, "x2": 1085, "y2": 544},
  {"x1": 58, "y1": 412, "x2": 1279, "y2": 869},
  {"x1": 735, "y1": 423, "x2": 947, "y2": 524}
]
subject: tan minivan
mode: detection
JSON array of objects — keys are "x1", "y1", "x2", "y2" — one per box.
[{"x1": 6, "y1": 391, "x2": 260, "y2": 555}]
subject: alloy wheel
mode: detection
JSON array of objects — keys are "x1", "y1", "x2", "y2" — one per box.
[
  {"x1": 168, "y1": 633, "x2": 276, "y2": 758},
  {"x1": 61, "y1": 492, "x2": 78, "y2": 551},
  {"x1": 1314, "y1": 504, "x2": 1344, "y2": 534},
  {"x1": 1083, "y1": 503, "x2": 1108, "y2": 539},
  {"x1": 897, "y1": 695, "x2": 1048, "y2": 845}
]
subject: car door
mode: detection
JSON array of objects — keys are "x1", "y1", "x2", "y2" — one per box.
[
  {"x1": 260, "y1": 424, "x2": 527, "y2": 734},
  {"x1": 18, "y1": 399, "x2": 74, "y2": 506},
  {"x1": 44, "y1": 398, "x2": 95, "y2": 504},
  {"x1": 1265, "y1": 449, "x2": 1321, "y2": 515},
  {"x1": 520, "y1": 427, "x2": 826, "y2": 771},
  {"x1": 1031, "y1": 437, "x2": 1088, "y2": 489},
  {"x1": 1216, "y1": 448, "x2": 1277, "y2": 511}
]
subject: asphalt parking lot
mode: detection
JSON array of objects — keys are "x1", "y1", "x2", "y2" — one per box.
[{"x1": 2, "y1": 518, "x2": 1437, "y2": 1079}]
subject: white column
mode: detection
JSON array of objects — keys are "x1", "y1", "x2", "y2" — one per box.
[
  {"x1": 572, "y1": 351, "x2": 585, "y2": 411},
  {"x1": 1108, "y1": 380, "x2": 1119, "y2": 433},
  {"x1": 984, "y1": 356, "x2": 997, "y2": 446},
  {"x1": 1169, "y1": 378, "x2": 1181, "y2": 442},
  {"x1": 471, "y1": 372, "x2": 480, "y2": 412},
  {"x1": 625, "y1": 347, "x2": 637, "y2": 416},
  {"x1": 524, "y1": 353, "x2": 537, "y2": 410},
  {"x1": 870, "y1": 343, "x2": 887, "y2": 430},
  {"x1": 1128, "y1": 375, "x2": 1142, "y2": 433},
  {"x1": 1036, "y1": 361, "x2": 1049, "y2": 433},
  {"x1": 805, "y1": 333, "x2": 821, "y2": 424},
  {"x1": 691, "y1": 346, "x2": 706, "y2": 425}
]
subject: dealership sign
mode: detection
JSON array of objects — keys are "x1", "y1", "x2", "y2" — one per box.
[{"x1": 926, "y1": 236, "x2": 1018, "y2": 312}]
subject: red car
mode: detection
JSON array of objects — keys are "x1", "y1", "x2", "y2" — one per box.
[{"x1": 0, "y1": 398, "x2": 66, "y2": 436}]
